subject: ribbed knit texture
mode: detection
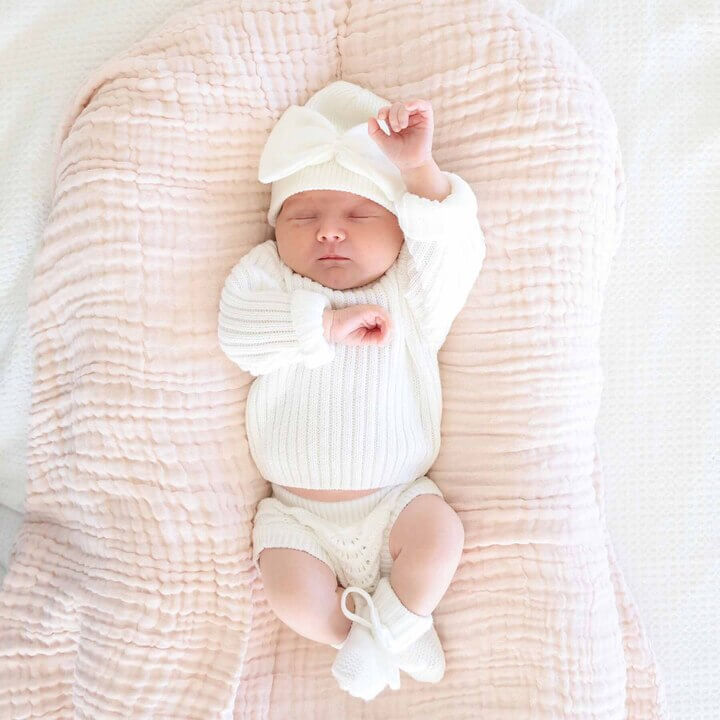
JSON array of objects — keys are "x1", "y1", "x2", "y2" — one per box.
[{"x1": 218, "y1": 170, "x2": 485, "y2": 491}]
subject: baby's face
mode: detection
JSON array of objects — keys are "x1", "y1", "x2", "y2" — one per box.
[{"x1": 274, "y1": 190, "x2": 404, "y2": 290}]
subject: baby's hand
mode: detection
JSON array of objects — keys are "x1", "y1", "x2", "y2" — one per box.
[
  {"x1": 367, "y1": 99, "x2": 434, "y2": 172},
  {"x1": 323, "y1": 305, "x2": 392, "y2": 346}
]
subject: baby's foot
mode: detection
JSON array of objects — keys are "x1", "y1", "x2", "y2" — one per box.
[
  {"x1": 393, "y1": 622, "x2": 445, "y2": 683},
  {"x1": 331, "y1": 595, "x2": 401, "y2": 701}
]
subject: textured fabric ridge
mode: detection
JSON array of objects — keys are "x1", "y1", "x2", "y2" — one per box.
[{"x1": 0, "y1": 0, "x2": 667, "y2": 718}]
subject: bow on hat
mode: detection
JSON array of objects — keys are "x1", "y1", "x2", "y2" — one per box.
[{"x1": 258, "y1": 104, "x2": 407, "y2": 205}]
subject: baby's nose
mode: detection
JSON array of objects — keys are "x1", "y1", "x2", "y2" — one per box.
[{"x1": 319, "y1": 231, "x2": 345, "y2": 241}]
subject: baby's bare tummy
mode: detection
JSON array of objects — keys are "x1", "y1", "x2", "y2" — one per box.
[{"x1": 278, "y1": 485, "x2": 381, "y2": 501}]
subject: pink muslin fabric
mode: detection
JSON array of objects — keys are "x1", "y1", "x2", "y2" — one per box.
[{"x1": 0, "y1": 0, "x2": 667, "y2": 718}]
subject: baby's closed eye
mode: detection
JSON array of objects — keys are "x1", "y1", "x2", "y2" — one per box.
[{"x1": 291, "y1": 215, "x2": 376, "y2": 221}]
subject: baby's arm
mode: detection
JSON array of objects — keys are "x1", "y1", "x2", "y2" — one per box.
[
  {"x1": 217, "y1": 240, "x2": 335, "y2": 376},
  {"x1": 395, "y1": 169, "x2": 486, "y2": 350}
]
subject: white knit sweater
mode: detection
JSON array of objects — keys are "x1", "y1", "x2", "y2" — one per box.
[{"x1": 218, "y1": 170, "x2": 485, "y2": 490}]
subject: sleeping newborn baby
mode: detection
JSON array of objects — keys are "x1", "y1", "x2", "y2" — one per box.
[{"x1": 217, "y1": 80, "x2": 485, "y2": 701}]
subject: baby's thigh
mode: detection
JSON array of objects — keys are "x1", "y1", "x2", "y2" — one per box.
[{"x1": 258, "y1": 547, "x2": 338, "y2": 620}]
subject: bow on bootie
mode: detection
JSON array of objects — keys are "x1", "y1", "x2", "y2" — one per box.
[{"x1": 258, "y1": 104, "x2": 406, "y2": 204}]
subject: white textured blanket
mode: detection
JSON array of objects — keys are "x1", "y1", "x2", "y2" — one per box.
[{"x1": 0, "y1": 0, "x2": 670, "y2": 717}]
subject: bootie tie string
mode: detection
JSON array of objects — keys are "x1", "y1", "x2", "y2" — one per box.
[{"x1": 340, "y1": 586, "x2": 398, "y2": 654}]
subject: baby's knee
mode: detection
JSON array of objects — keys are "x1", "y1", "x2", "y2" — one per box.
[
  {"x1": 423, "y1": 500, "x2": 465, "y2": 564},
  {"x1": 258, "y1": 547, "x2": 338, "y2": 626},
  {"x1": 391, "y1": 494, "x2": 465, "y2": 561}
]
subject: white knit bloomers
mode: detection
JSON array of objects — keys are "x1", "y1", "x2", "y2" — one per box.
[{"x1": 252, "y1": 476, "x2": 444, "y2": 592}]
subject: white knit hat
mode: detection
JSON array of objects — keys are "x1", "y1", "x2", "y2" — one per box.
[{"x1": 258, "y1": 80, "x2": 407, "y2": 227}]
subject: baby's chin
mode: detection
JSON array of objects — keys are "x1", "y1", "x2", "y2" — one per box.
[
  {"x1": 304, "y1": 263, "x2": 389, "y2": 291},
  {"x1": 308, "y1": 268, "x2": 366, "y2": 291}
]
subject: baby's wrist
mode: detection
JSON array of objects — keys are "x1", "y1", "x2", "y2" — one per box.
[{"x1": 322, "y1": 308, "x2": 334, "y2": 342}]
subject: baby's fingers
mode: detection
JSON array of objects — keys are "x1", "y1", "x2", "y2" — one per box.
[
  {"x1": 390, "y1": 105, "x2": 409, "y2": 131},
  {"x1": 378, "y1": 104, "x2": 407, "y2": 133},
  {"x1": 403, "y1": 99, "x2": 432, "y2": 116},
  {"x1": 374, "y1": 314, "x2": 393, "y2": 344}
]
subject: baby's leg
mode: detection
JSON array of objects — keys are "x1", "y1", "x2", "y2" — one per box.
[
  {"x1": 258, "y1": 547, "x2": 356, "y2": 647},
  {"x1": 388, "y1": 494, "x2": 465, "y2": 616}
]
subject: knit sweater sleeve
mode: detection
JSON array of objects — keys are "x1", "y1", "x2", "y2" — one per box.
[
  {"x1": 217, "y1": 240, "x2": 336, "y2": 376},
  {"x1": 394, "y1": 170, "x2": 486, "y2": 350}
]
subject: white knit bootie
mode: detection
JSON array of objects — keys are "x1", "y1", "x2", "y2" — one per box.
[
  {"x1": 358, "y1": 575, "x2": 434, "y2": 654},
  {"x1": 335, "y1": 620, "x2": 445, "y2": 684},
  {"x1": 360, "y1": 575, "x2": 445, "y2": 683},
  {"x1": 332, "y1": 576, "x2": 440, "y2": 695},
  {"x1": 393, "y1": 622, "x2": 446, "y2": 683},
  {"x1": 330, "y1": 592, "x2": 401, "y2": 701},
  {"x1": 332, "y1": 613, "x2": 445, "y2": 683}
]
